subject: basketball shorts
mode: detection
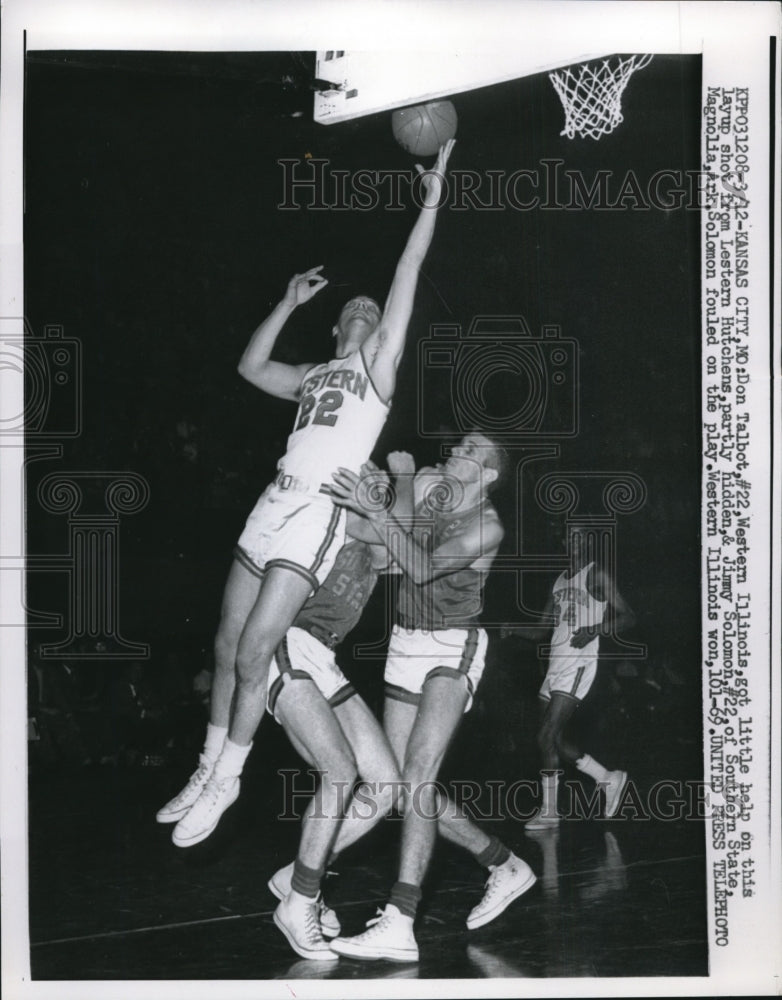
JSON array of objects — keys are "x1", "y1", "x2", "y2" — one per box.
[
  {"x1": 539, "y1": 638, "x2": 599, "y2": 702},
  {"x1": 384, "y1": 625, "x2": 488, "y2": 713},
  {"x1": 235, "y1": 483, "x2": 345, "y2": 594},
  {"x1": 267, "y1": 626, "x2": 356, "y2": 722}
]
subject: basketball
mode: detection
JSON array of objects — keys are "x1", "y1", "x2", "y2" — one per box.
[{"x1": 391, "y1": 100, "x2": 458, "y2": 156}]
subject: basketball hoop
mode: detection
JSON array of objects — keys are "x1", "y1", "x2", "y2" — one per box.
[{"x1": 549, "y1": 54, "x2": 653, "y2": 140}]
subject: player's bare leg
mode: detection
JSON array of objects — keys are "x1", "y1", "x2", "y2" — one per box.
[
  {"x1": 268, "y1": 695, "x2": 407, "y2": 908},
  {"x1": 230, "y1": 565, "x2": 315, "y2": 743},
  {"x1": 271, "y1": 679, "x2": 358, "y2": 960},
  {"x1": 211, "y1": 560, "x2": 264, "y2": 727},
  {"x1": 322, "y1": 692, "x2": 414, "y2": 856},
  {"x1": 330, "y1": 682, "x2": 462, "y2": 962},
  {"x1": 395, "y1": 676, "x2": 468, "y2": 889},
  {"x1": 269, "y1": 692, "x2": 404, "y2": 942},
  {"x1": 529, "y1": 692, "x2": 627, "y2": 829},
  {"x1": 334, "y1": 695, "x2": 405, "y2": 827},
  {"x1": 331, "y1": 675, "x2": 534, "y2": 959},
  {"x1": 172, "y1": 566, "x2": 314, "y2": 847},
  {"x1": 156, "y1": 559, "x2": 261, "y2": 824},
  {"x1": 277, "y1": 681, "x2": 358, "y2": 871},
  {"x1": 539, "y1": 692, "x2": 581, "y2": 768},
  {"x1": 395, "y1": 675, "x2": 532, "y2": 928},
  {"x1": 269, "y1": 693, "x2": 409, "y2": 945},
  {"x1": 527, "y1": 693, "x2": 577, "y2": 830},
  {"x1": 273, "y1": 695, "x2": 404, "y2": 873}
]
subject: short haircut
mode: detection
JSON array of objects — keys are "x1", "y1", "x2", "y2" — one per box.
[{"x1": 475, "y1": 433, "x2": 508, "y2": 493}]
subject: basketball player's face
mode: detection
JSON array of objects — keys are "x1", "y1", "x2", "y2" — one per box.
[
  {"x1": 445, "y1": 433, "x2": 496, "y2": 486},
  {"x1": 337, "y1": 297, "x2": 381, "y2": 338}
]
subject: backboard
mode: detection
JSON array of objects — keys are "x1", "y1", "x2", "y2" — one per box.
[{"x1": 313, "y1": 47, "x2": 614, "y2": 125}]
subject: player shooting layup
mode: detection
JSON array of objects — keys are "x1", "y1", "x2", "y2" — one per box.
[{"x1": 156, "y1": 140, "x2": 455, "y2": 845}]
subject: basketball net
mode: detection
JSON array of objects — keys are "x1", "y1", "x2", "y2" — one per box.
[{"x1": 549, "y1": 54, "x2": 653, "y2": 140}]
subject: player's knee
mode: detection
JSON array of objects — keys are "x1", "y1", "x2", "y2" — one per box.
[
  {"x1": 235, "y1": 632, "x2": 278, "y2": 677},
  {"x1": 402, "y1": 749, "x2": 444, "y2": 787},
  {"x1": 318, "y1": 745, "x2": 358, "y2": 793},
  {"x1": 234, "y1": 647, "x2": 273, "y2": 688},
  {"x1": 356, "y1": 743, "x2": 402, "y2": 787}
]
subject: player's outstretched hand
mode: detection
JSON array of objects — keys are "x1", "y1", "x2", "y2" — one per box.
[
  {"x1": 415, "y1": 138, "x2": 455, "y2": 207},
  {"x1": 283, "y1": 266, "x2": 328, "y2": 307}
]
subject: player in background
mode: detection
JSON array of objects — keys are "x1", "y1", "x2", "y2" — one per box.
[
  {"x1": 156, "y1": 141, "x2": 455, "y2": 846},
  {"x1": 320, "y1": 439, "x2": 536, "y2": 963},
  {"x1": 507, "y1": 523, "x2": 635, "y2": 829}
]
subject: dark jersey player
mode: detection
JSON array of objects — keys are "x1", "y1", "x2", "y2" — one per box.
[
  {"x1": 264, "y1": 532, "x2": 402, "y2": 961},
  {"x1": 321, "y1": 437, "x2": 537, "y2": 963},
  {"x1": 156, "y1": 141, "x2": 455, "y2": 846}
]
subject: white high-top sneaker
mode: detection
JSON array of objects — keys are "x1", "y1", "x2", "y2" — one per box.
[
  {"x1": 330, "y1": 904, "x2": 419, "y2": 963},
  {"x1": 466, "y1": 853, "x2": 536, "y2": 929}
]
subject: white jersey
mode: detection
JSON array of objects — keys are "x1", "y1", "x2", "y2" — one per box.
[
  {"x1": 550, "y1": 562, "x2": 606, "y2": 659},
  {"x1": 280, "y1": 348, "x2": 389, "y2": 490}
]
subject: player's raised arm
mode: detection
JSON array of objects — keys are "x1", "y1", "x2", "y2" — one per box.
[
  {"x1": 362, "y1": 140, "x2": 455, "y2": 402},
  {"x1": 237, "y1": 267, "x2": 328, "y2": 401}
]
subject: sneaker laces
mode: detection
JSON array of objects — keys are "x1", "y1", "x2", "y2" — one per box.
[
  {"x1": 361, "y1": 907, "x2": 393, "y2": 936},
  {"x1": 302, "y1": 901, "x2": 322, "y2": 945},
  {"x1": 189, "y1": 761, "x2": 211, "y2": 787},
  {"x1": 482, "y1": 863, "x2": 511, "y2": 900},
  {"x1": 170, "y1": 762, "x2": 210, "y2": 806},
  {"x1": 195, "y1": 774, "x2": 230, "y2": 813}
]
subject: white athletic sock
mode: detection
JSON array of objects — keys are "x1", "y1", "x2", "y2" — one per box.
[
  {"x1": 212, "y1": 737, "x2": 253, "y2": 780},
  {"x1": 576, "y1": 754, "x2": 609, "y2": 784},
  {"x1": 541, "y1": 772, "x2": 559, "y2": 815},
  {"x1": 200, "y1": 723, "x2": 228, "y2": 766}
]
